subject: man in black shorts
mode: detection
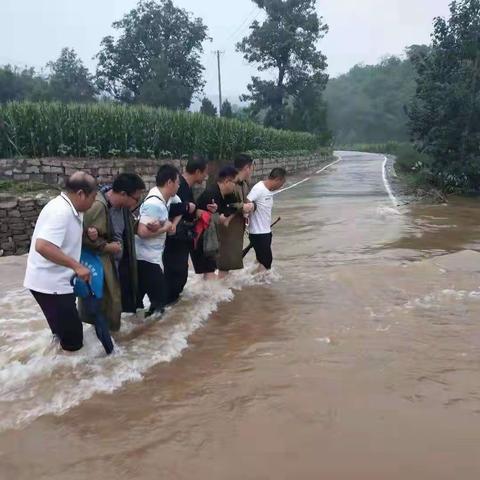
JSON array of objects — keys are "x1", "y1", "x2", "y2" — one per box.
[{"x1": 246, "y1": 168, "x2": 286, "y2": 271}]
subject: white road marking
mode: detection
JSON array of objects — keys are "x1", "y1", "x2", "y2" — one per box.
[
  {"x1": 315, "y1": 158, "x2": 341, "y2": 174},
  {"x1": 274, "y1": 176, "x2": 311, "y2": 195},
  {"x1": 274, "y1": 157, "x2": 341, "y2": 196}
]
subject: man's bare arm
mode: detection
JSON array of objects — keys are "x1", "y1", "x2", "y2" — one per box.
[{"x1": 137, "y1": 221, "x2": 172, "y2": 239}]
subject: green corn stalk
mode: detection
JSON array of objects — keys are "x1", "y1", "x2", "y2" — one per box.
[{"x1": 0, "y1": 101, "x2": 327, "y2": 161}]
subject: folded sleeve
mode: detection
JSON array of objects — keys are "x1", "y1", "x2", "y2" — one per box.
[{"x1": 139, "y1": 200, "x2": 168, "y2": 224}]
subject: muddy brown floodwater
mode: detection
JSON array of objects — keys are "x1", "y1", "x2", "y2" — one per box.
[{"x1": 1, "y1": 151, "x2": 480, "y2": 479}]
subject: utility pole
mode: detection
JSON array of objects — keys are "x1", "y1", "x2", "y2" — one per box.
[{"x1": 213, "y1": 50, "x2": 224, "y2": 116}]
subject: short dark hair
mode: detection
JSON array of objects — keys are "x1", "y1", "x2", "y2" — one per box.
[
  {"x1": 156, "y1": 164, "x2": 179, "y2": 187},
  {"x1": 269, "y1": 167, "x2": 287, "y2": 180},
  {"x1": 234, "y1": 153, "x2": 253, "y2": 170},
  {"x1": 217, "y1": 165, "x2": 238, "y2": 182},
  {"x1": 186, "y1": 154, "x2": 207, "y2": 174},
  {"x1": 112, "y1": 173, "x2": 145, "y2": 195},
  {"x1": 65, "y1": 171, "x2": 96, "y2": 194}
]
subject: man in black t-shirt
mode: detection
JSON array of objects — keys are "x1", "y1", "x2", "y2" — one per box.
[{"x1": 163, "y1": 156, "x2": 215, "y2": 304}]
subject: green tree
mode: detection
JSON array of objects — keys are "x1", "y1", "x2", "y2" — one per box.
[
  {"x1": 95, "y1": 0, "x2": 208, "y2": 109},
  {"x1": 220, "y1": 99, "x2": 233, "y2": 118},
  {"x1": 408, "y1": 0, "x2": 480, "y2": 190},
  {"x1": 325, "y1": 54, "x2": 418, "y2": 144},
  {"x1": 237, "y1": 0, "x2": 329, "y2": 130},
  {"x1": 47, "y1": 48, "x2": 96, "y2": 102},
  {"x1": 231, "y1": 104, "x2": 257, "y2": 122},
  {"x1": 135, "y1": 58, "x2": 194, "y2": 108},
  {"x1": 0, "y1": 65, "x2": 50, "y2": 103},
  {"x1": 286, "y1": 80, "x2": 330, "y2": 138},
  {"x1": 200, "y1": 97, "x2": 217, "y2": 117}
]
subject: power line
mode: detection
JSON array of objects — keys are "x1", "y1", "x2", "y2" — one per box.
[
  {"x1": 224, "y1": 6, "x2": 263, "y2": 48},
  {"x1": 225, "y1": 6, "x2": 258, "y2": 44}
]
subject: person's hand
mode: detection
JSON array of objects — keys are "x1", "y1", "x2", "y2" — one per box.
[
  {"x1": 219, "y1": 214, "x2": 231, "y2": 226},
  {"x1": 188, "y1": 202, "x2": 196, "y2": 214},
  {"x1": 104, "y1": 242, "x2": 122, "y2": 255},
  {"x1": 87, "y1": 227, "x2": 99, "y2": 241},
  {"x1": 163, "y1": 220, "x2": 173, "y2": 232},
  {"x1": 74, "y1": 264, "x2": 91, "y2": 283},
  {"x1": 242, "y1": 202, "x2": 255, "y2": 214},
  {"x1": 207, "y1": 200, "x2": 218, "y2": 213},
  {"x1": 169, "y1": 223, "x2": 177, "y2": 235},
  {"x1": 146, "y1": 220, "x2": 162, "y2": 232}
]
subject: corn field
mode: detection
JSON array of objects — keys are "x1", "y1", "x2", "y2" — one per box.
[{"x1": 0, "y1": 102, "x2": 324, "y2": 160}]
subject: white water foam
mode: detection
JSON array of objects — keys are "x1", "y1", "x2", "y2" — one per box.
[
  {"x1": 376, "y1": 206, "x2": 403, "y2": 217},
  {"x1": 0, "y1": 264, "x2": 278, "y2": 431},
  {"x1": 404, "y1": 288, "x2": 480, "y2": 310}
]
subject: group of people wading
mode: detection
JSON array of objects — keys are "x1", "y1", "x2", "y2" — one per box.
[{"x1": 23, "y1": 154, "x2": 287, "y2": 353}]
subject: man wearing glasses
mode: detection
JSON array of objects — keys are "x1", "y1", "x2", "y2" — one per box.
[{"x1": 81, "y1": 173, "x2": 146, "y2": 331}]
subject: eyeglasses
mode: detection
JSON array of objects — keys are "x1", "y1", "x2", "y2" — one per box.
[{"x1": 127, "y1": 193, "x2": 142, "y2": 204}]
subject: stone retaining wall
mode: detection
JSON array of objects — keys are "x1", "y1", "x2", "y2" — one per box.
[
  {"x1": 0, "y1": 152, "x2": 331, "y2": 257},
  {"x1": 0, "y1": 193, "x2": 51, "y2": 256},
  {"x1": 0, "y1": 153, "x2": 328, "y2": 187},
  {"x1": 0, "y1": 157, "x2": 185, "y2": 190}
]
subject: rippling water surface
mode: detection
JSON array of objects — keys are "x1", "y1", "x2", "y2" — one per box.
[{"x1": 1, "y1": 152, "x2": 480, "y2": 480}]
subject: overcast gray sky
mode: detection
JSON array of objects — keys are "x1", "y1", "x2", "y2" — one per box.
[{"x1": 1, "y1": 0, "x2": 452, "y2": 106}]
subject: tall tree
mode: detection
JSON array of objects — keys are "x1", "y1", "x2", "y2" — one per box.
[
  {"x1": 237, "y1": 0, "x2": 328, "y2": 130},
  {"x1": 200, "y1": 97, "x2": 217, "y2": 117},
  {"x1": 408, "y1": 0, "x2": 480, "y2": 190},
  {"x1": 287, "y1": 79, "x2": 330, "y2": 138},
  {"x1": 220, "y1": 99, "x2": 233, "y2": 118},
  {"x1": 47, "y1": 48, "x2": 96, "y2": 102},
  {"x1": 95, "y1": 0, "x2": 208, "y2": 109}
]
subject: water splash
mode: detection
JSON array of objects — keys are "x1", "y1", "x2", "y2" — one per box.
[{"x1": 0, "y1": 264, "x2": 278, "y2": 431}]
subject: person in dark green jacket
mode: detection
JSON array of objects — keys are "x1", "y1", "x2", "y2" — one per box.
[{"x1": 80, "y1": 173, "x2": 146, "y2": 331}]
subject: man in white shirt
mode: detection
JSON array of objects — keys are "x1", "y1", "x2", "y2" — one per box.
[
  {"x1": 24, "y1": 172, "x2": 97, "y2": 351},
  {"x1": 135, "y1": 164, "x2": 182, "y2": 317},
  {"x1": 247, "y1": 168, "x2": 286, "y2": 271}
]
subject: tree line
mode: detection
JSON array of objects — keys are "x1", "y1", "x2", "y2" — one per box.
[
  {"x1": 324, "y1": 50, "x2": 421, "y2": 145},
  {"x1": 0, "y1": 0, "x2": 330, "y2": 141},
  {"x1": 3, "y1": 0, "x2": 480, "y2": 191},
  {"x1": 326, "y1": 0, "x2": 480, "y2": 192}
]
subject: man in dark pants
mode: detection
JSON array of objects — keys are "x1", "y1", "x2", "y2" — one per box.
[
  {"x1": 247, "y1": 167, "x2": 286, "y2": 271},
  {"x1": 135, "y1": 165, "x2": 181, "y2": 316},
  {"x1": 24, "y1": 172, "x2": 97, "y2": 352},
  {"x1": 163, "y1": 155, "x2": 212, "y2": 305}
]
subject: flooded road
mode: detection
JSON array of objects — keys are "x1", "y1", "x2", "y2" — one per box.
[{"x1": 1, "y1": 151, "x2": 480, "y2": 479}]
